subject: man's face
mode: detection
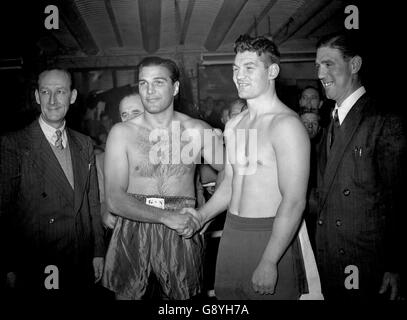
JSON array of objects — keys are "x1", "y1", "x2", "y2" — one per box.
[
  {"x1": 35, "y1": 70, "x2": 77, "y2": 128},
  {"x1": 301, "y1": 113, "x2": 320, "y2": 139},
  {"x1": 233, "y1": 51, "x2": 274, "y2": 100},
  {"x1": 299, "y1": 88, "x2": 321, "y2": 112},
  {"x1": 316, "y1": 46, "x2": 355, "y2": 106},
  {"x1": 119, "y1": 94, "x2": 144, "y2": 122},
  {"x1": 138, "y1": 65, "x2": 179, "y2": 114}
]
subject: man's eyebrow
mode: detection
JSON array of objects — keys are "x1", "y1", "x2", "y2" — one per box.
[
  {"x1": 233, "y1": 61, "x2": 257, "y2": 67},
  {"x1": 138, "y1": 76, "x2": 169, "y2": 82},
  {"x1": 320, "y1": 58, "x2": 334, "y2": 64}
]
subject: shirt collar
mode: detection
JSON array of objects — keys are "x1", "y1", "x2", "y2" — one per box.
[
  {"x1": 38, "y1": 115, "x2": 67, "y2": 148},
  {"x1": 333, "y1": 86, "x2": 366, "y2": 125}
]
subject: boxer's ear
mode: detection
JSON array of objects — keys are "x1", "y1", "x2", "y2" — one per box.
[
  {"x1": 173, "y1": 81, "x2": 180, "y2": 97},
  {"x1": 268, "y1": 63, "x2": 279, "y2": 80}
]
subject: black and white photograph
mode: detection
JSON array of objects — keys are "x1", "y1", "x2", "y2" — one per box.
[{"x1": 0, "y1": 0, "x2": 405, "y2": 316}]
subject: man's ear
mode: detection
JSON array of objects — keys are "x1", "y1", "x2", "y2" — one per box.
[
  {"x1": 350, "y1": 55, "x2": 362, "y2": 74},
  {"x1": 173, "y1": 81, "x2": 180, "y2": 97},
  {"x1": 35, "y1": 89, "x2": 40, "y2": 104},
  {"x1": 70, "y1": 89, "x2": 78, "y2": 104},
  {"x1": 268, "y1": 63, "x2": 280, "y2": 80}
]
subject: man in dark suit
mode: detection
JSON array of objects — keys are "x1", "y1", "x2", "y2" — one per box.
[
  {"x1": 0, "y1": 69, "x2": 105, "y2": 296},
  {"x1": 315, "y1": 32, "x2": 406, "y2": 300}
]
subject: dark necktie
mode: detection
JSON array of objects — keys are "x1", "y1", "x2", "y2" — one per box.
[
  {"x1": 55, "y1": 129, "x2": 64, "y2": 150},
  {"x1": 328, "y1": 108, "x2": 340, "y2": 150}
]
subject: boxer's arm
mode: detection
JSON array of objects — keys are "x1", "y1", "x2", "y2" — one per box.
[
  {"x1": 192, "y1": 119, "x2": 224, "y2": 172},
  {"x1": 104, "y1": 124, "x2": 198, "y2": 231},
  {"x1": 253, "y1": 115, "x2": 310, "y2": 292},
  {"x1": 196, "y1": 123, "x2": 233, "y2": 224}
]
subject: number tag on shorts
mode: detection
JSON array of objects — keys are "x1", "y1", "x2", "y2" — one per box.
[{"x1": 146, "y1": 197, "x2": 165, "y2": 209}]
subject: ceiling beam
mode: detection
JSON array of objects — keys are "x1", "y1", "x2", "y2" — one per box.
[
  {"x1": 306, "y1": 5, "x2": 344, "y2": 37},
  {"x1": 245, "y1": 0, "x2": 278, "y2": 35},
  {"x1": 138, "y1": 0, "x2": 162, "y2": 54},
  {"x1": 180, "y1": 0, "x2": 196, "y2": 45},
  {"x1": 104, "y1": 0, "x2": 123, "y2": 47},
  {"x1": 272, "y1": 0, "x2": 334, "y2": 45},
  {"x1": 58, "y1": 0, "x2": 99, "y2": 55},
  {"x1": 204, "y1": 0, "x2": 248, "y2": 52},
  {"x1": 292, "y1": 0, "x2": 344, "y2": 39}
]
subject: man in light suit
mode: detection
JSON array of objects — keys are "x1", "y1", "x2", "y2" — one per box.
[
  {"x1": 0, "y1": 69, "x2": 105, "y2": 296},
  {"x1": 315, "y1": 32, "x2": 406, "y2": 300}
]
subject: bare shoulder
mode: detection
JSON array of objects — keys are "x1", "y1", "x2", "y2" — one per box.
[
  {"x1": 178, "y1": 112, "x2": 212, "y2": 130},
  {"x1": 108, "y1": 122, "x2": 129, "y2": 137},
  {"x1": 268, "y1": 110, "x2": 308, "y2": 141}
]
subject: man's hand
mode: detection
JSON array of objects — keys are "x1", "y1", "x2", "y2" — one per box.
[
  {"x1": 102, "y1": 211, "x2": 117, "y2": 229},
  {"x1": 251, "y1": 260, "x2": 278, "y2": 295},
  {"x1": 379, "y1": 272, "x2": 401, "y2": 300},
  {"x1": 163, "y1": 211, "x2": 201, "y2": 238},
  {"x1": 93, "y1": 257, "x2": 104, "y2": 283},
  {"x1": 181, "y1": 207, "x2": 209, "y2": 235}
]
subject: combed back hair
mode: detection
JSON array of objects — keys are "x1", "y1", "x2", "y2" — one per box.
[
  {"x1": 316, "y1": 31, "x2": 362, "y2": 60},
  {"x1": 234, "y1": 34, "x2": 280, "y2": 66},
  {"x1": 137, "y1": 56, "x2": 180, "y2": 83},
  {"x1": 38, "y1": 68, "x2": 73, "y2": 90}
]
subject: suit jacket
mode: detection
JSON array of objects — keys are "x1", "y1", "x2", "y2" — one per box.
[
  {"x1": 315, "y1": 93, "x2": 406, "y2": 298},
  {"x1": 0, "y1": 120, "x2": 105, "y2": 289}
]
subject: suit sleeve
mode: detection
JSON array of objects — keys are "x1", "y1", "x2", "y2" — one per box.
[
  {"x1": 87, "y1": 139, "x2": 106, "y2": 258},
  {"x1": 377, "y1": 114, "x2": 407, "y2": 272},
  {"x1": 0, "y1": 134, "x2": 20, "y2": 273}
]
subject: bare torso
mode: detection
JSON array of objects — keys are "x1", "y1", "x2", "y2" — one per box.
[
  {"x1": 122, "y1": 112, "x2": 200, "y2": 197},
  {"x1": 227, "y1": 109, "x2": 295, "y2": 218}
]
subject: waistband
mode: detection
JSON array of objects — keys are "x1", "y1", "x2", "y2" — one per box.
[
  {"x1": 128, "y1": 193, "x2": 196, "y2": 210},
  {"x1": 225, "y1": 211, "x2": 275, "y2": 231}
]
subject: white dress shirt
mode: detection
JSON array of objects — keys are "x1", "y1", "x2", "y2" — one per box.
[
  {"x1": 332, "y1": 86, "x2": 366, "y2": 125},
  {"x1": 38, "y1": 115, "x2": 67, "y2": 149}
]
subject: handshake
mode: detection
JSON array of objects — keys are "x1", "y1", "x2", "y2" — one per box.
[{"x1": 163, "y1": 208, "x2": 205, "y2": 238}]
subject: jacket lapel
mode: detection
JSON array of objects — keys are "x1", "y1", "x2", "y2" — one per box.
[
  {"x1": 67, "y1": 129, "x2": 90, "y2": 214},
  {"x1": 319, "y1": 94, "x2": 369, "y2": 211},
  {"x1": 29, "y1": 120, "x2": 74, "y2": 204}
]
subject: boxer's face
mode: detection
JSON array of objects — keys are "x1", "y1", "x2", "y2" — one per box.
[
  {"x1": 138, "y1": 65, "x2": 179, "y2": 114},
  {"x1": 233, "y1": 51, "x2": 278, "y2": 100}
]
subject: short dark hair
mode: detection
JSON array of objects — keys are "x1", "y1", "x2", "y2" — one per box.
[
  {"x1": 316, "y1": 31, "x2": 362, "y2": 60},
  {"x1": 299, "y1": 110, "x2": 321, "y2": 120},
  {"x1": 137, "y1": 56, "x2": 180, "y2": 83},
  {"x1": 234, "y1": 34, "x2": 280, "y2": 66},
  {"x1": 38, "y1": 68, "x2": 73, "y2": 90},
  {"x1": 300, "y1": 85, "x2": 322, "y2": 100}
]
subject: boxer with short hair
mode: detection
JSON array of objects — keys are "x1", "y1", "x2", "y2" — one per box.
[{"x1": 102, "y1": 56, "x2": 223, "y2": 300}]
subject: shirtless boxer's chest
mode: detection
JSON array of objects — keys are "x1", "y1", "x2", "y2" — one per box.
[
  {"x1": 125, "y1": 121, "x2": 197, "y2": 197},
  {"x1": 227, "y1": 112, "x2": 282, "y2": 218}
]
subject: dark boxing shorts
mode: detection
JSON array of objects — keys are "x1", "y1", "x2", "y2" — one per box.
[
  {"x1": 214, "y1": 212, "x2": 308, "y2": 300},
  {"x1": 102, "y1": 194, "x2": 204, "y2": 300}
]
